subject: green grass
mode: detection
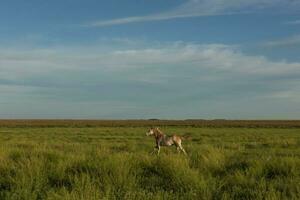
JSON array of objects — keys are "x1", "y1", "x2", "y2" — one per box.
[{"x1": 0, "y1": 127, "x2": 299, "y2": 199}]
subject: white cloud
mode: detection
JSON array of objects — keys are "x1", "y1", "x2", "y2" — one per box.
[
  {"x1": 84, "y1": 0, "x2": 300, "y2": 27},
  {"x1": 1, "y1": 42, "x2": 300, "y2": 79},
  {"x1": 267, "y1": 90, "x2": 300, "y2": 100},
  {"x1": 1, "y1": 41, "x2": 300, "y2": 118},
  {"x1": 286, "y1": 19, "x2": 300, "y2": 25},
  {"x1": 262, "y1": 35, "x2": 300, "y2": 47}
]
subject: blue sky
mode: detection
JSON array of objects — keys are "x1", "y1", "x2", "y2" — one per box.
[{"x1": 1, "y1": 0, "x2": 300, "y2": 119}]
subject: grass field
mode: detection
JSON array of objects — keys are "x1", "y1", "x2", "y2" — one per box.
[{"x1": 0, "y1": 125, "x2": 300, "y2": 199}]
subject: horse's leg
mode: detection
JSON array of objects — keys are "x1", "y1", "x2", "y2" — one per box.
[
  {"x1": 150, "y1": 148, "x2": 156, "y2": 155},
  {"x1": 150, "y1": 146, "x2": 160, "y2": 155},
  {"x1": 150, "y1": 145, "x2": 159, "y2": 154},
  {"x1": 157, "y1": 145, "x2": 161, "y2": 155},
  {"x1": 176, "y1": 145, "x2": 180, "y2": 153},
  {"x1": 179, "y1": 144, "x2": 187, "y2": 155},
  {"x1": 155, "y1": 138, "x2": 162, "y2": 155}
]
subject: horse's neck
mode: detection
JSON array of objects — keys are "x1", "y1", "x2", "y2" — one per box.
[{"x1": 154, "y1": 130, "x2": 165, "y2": 139}]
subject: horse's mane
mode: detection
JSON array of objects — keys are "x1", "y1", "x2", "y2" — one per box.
[{"x1": 154, "y1": 127, "x2": 164, "y2": 136}]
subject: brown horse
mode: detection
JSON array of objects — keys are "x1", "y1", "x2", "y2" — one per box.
[{"x1": 146, "y1": 127, "x2": 187, "y2": 155}]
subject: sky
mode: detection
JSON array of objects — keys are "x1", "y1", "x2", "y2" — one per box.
[{"x1": 0, "y1": 0, "x2": 300, "y2": 119}]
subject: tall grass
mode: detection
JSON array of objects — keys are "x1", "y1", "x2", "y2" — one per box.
[{"x1": 0, "y1": 127, "x2": 299, "y2": 199}]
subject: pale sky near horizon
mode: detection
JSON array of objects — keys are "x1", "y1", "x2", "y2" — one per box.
[{"x1": 1, "y1": 0, "x2": 300, "y2": 119}]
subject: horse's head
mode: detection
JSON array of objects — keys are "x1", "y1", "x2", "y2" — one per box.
[{"x1": 146, "y1": 127, "x2": 154, "y2": 136}]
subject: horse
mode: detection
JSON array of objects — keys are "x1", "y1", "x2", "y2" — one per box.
[{"x1": 146, "y1": 127, "x2": 188, "y2": 155}]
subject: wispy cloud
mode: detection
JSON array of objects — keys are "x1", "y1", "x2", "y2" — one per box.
[
  {"x1": 1, "y1": 41, "x2": 300, "y2": 118},
  {"x1": 1, "y1": 42, "x2": 299, "y2": 78},
  {"x1": 262, "y1": 35, "x2": 300, "y2": 47},
  {"x1": 84, "y1": 0, "x2": 300, "y2": 27},
  {"x1": 85, "y1": 13, "x2": 199, "y2": 27},
  {"x1": 286, "y1": 19, "x2": 300, "y2": 25},
  {"x1": 266, "y1": 90, "x2": 300, "y2": 101},
  {"x1": 1, "y1": 41, "x2": 299, "y2": 89}
]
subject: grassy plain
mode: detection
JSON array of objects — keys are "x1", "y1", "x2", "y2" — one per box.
[{"x1": 0, "y1": 124, "x2": 299, "y2": 199}]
